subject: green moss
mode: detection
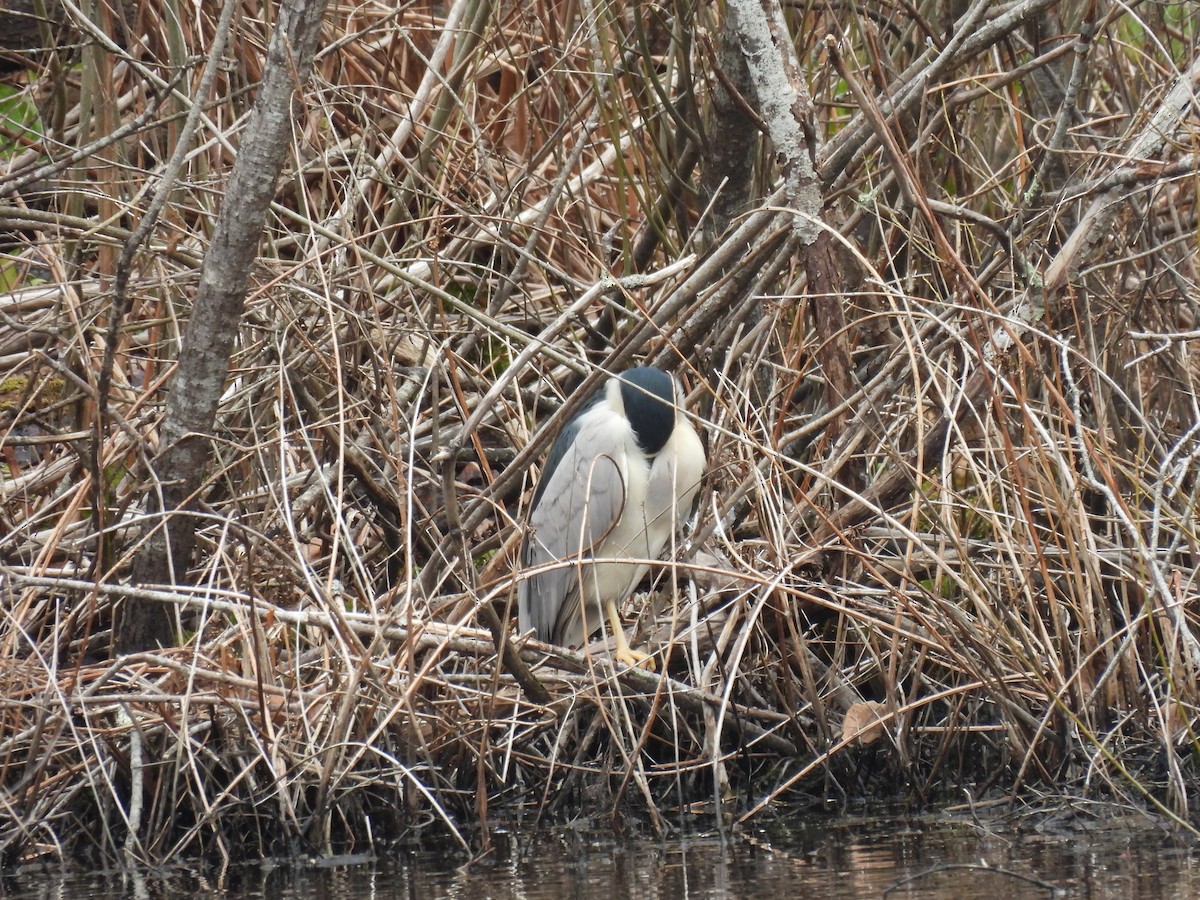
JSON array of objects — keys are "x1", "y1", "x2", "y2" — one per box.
[{"x1": 0, "y1": 375, "x2": 67, "y2": 411}]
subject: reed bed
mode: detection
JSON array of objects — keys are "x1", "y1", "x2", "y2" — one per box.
[{"x1": 1, "y1": 0, "x2": 1199, "y2": 866}]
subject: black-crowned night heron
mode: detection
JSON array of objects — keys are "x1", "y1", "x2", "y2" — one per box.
[{"x1": 518, "y1": 366, "x2": 706, "y2": 668}]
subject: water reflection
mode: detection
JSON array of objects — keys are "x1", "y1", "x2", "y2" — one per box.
[{"x1": 7, "y1": 813, "x2": 1197, "y2": 899}]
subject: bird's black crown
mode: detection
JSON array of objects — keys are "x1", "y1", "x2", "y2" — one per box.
[{"x1": 619, "y1": 367, "x2": 676, "y2": 455}]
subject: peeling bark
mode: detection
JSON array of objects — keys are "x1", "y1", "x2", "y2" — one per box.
[
  {"x1": 724, "y1": 0, "x2": 822, "y2": 242},
  {"x1": 723, "y1": 0, "x2": 856, "y2": 451}
]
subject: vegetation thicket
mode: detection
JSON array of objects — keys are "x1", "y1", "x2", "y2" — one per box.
[{"x1": 1, "y1": 0, "x2": 1199, "y2": 865}]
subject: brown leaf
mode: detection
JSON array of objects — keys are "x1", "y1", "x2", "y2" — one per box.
[{"x1": 842, "y1": 701, "x2": 889, "y2": 746}]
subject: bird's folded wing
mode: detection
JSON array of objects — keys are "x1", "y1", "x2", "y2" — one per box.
[{"x1": 519, "y1": 444, "x2": 626, "y2": 641}]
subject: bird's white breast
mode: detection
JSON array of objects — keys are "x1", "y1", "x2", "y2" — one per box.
[{"x1": 593, "y1": 408, "x2": 705, "y2": 600}]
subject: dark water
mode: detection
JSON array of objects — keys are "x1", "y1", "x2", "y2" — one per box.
[{"x1": 5, "y1": 812, "x2": 1195, "y2": 898}]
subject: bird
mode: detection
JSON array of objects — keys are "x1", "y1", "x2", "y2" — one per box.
[{"x1": 518, "y1": 366, "x2": 706, "y2": 668}]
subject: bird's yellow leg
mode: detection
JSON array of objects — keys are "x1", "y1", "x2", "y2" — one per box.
[{"x1": 606, "y1": 599, "x2": 656, "y2": 670}]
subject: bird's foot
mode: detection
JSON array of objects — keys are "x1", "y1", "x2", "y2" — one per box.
[{"x1": 615, "y1": 646, "x2": 657, "y2": 671}]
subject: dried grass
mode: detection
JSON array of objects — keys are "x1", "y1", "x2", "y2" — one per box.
[{"x1": 2, "y1": 0, "x2": 1200, "y2": 866}]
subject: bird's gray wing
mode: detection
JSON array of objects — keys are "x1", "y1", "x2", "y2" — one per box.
[{"x1": 519, "y1": 424, "x2": 626, "y2": 643}]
